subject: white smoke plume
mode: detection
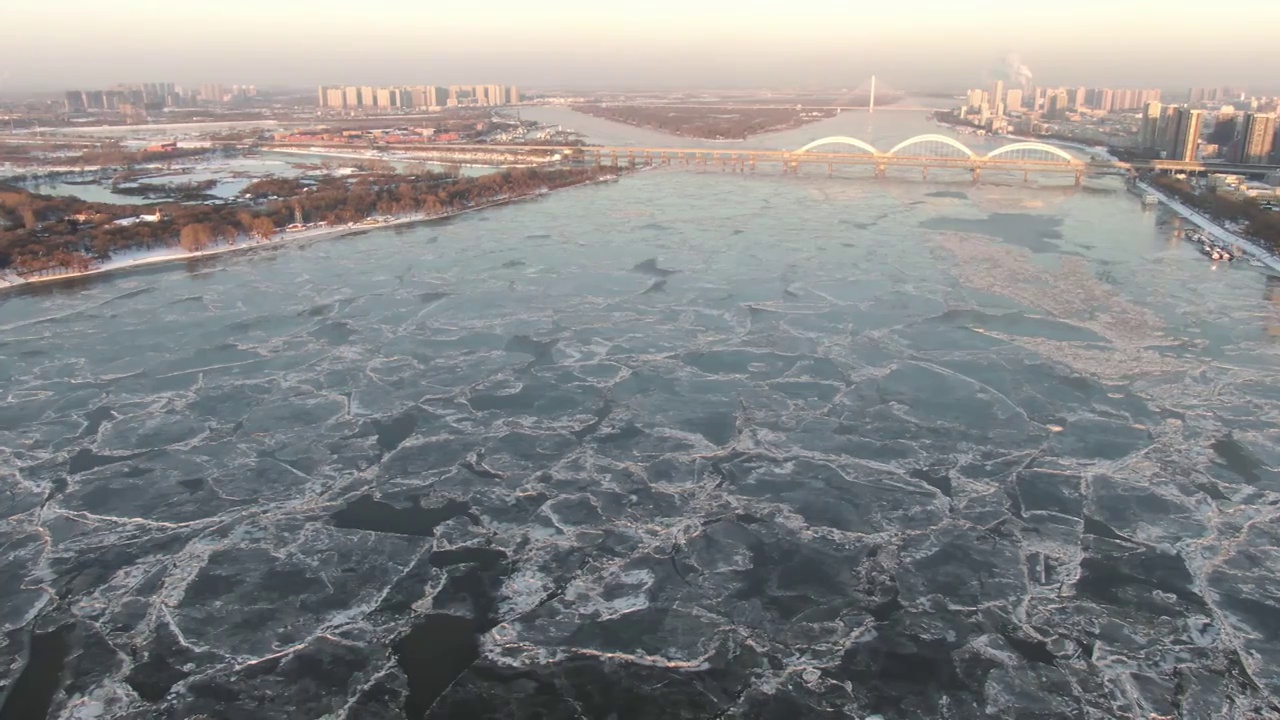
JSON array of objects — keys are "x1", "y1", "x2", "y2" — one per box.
[{"x1": 991, "y1": 54, "x2": 1033, "y2": 90}]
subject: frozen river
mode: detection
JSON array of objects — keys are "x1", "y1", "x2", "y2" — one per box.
[{"x1": 2, "y1": 108, "x2": 1279, "y2": 719}]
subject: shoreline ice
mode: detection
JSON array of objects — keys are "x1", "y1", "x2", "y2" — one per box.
[{"x1": 0, "y1": 177, "x2": 612, "y2": 291}]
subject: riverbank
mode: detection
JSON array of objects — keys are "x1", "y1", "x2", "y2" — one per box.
[
  {"x1": 1137, "y1": 178, "x2": 1280, "y2": 273},
  {"x1": 0, "y1": 175, "x2": 617, "y2": 292}
]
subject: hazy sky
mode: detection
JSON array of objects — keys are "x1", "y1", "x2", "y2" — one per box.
[{"x1": 4, "y1": 0, "x2": 1280, "y2": 93}]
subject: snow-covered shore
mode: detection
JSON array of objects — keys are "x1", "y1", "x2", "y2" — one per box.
[
  {"x1": 1137, "y1": 179, "x2": 1280, "y2": 273},
  {"x1": 265, "y1": 146, "x2": 556, "y2": 169},
  {"x1": 0, "y1": 177, "x2": 613, "y2": 291}
]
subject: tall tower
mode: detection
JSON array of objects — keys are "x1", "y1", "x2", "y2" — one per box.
[
  {"x1": 1139, "y1": 101, "x2": 1162, "y2": 149},
  {"x1": 1171, "y1": 108, "x2": 1204, "y2": 162},
  {"x1": 1237, "y1": 113, "x2": 1276, "y2": 164},
  {"x1": 869, "y1": 75, "x2": 876, "y2": 113}
]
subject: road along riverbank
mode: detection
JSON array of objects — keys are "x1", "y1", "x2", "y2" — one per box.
[{"x1": 1137, "y1": 178, "x2": 1280, "y2": 273}]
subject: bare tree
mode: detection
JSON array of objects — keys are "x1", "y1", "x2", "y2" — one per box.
[
  {"x1": 179, "y1": 223, "x2": 213, "y2": 252},
  {"x1": 250, "y1": 217, "x2": 276, "y2": 240}
]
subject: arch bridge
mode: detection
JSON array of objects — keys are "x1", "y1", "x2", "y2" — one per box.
[
  {"x1": 265, "y1": 138, "x2": 1279, "y2": 181},
  {"x1": 789, "y1": 134, "x2": 1086, "y2": 181},
  {"x1": 568, "y1": 134, "x2": 1098, "y2": 184}
]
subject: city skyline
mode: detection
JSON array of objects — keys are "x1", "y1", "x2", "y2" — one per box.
[{"x1": 3, "y1": 0, "x2": 1280, "y2": 92}]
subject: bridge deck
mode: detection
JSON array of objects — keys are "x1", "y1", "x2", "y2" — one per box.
[{"x1": 261, "y1": 141, "x2": 1280, "y2": 177}]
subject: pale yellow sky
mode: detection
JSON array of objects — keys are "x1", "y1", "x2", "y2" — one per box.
[{"x1": 3, "y1": 0, "x2": 1278, "y2": 92}]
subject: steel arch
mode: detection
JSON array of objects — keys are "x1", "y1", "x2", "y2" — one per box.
[
  {"x1": 984, "y1": 142, "x2": 1079, "y2": 163},
  {"x1": 886, "y1": 134, "x2": 978, "y2": 158},
  {"x1": 794, "y1": 136, "x2": 881, "y2": 155}
]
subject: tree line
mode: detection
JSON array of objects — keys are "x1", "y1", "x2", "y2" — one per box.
[{"x1": 0, "y1": 165, "x2": 613, "y2": 278}]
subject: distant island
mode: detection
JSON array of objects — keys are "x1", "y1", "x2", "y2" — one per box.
[
  {"x1": 0, "y1": 165, "x2": 615, "y2": 286},
  {"x1": 570, "y1": 104, "x2": 840, "y2": 140}
]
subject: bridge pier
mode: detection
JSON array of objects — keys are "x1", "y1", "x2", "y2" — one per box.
[
  {"x1": 749, "y1": 155, "x2": 756, "y2": 172},
  {"x1": 1074, "y1": 171, "x2": 1084, "y2": 187},
  {"x1": 828, "y1": 163, "x2": 833, "y2": 178},
  {"x1": 971, "y1": 167, "x2": 981, "y2": 183},
  {"x1": 922, "y1": 166, "x2": 928, "y2": 181},
  {"x1": 874, "y1": 163, "x2": 886, "y2": 179},
  {"x1": 1023, "y1": 170, "x2": 1029, "y2": 183}
]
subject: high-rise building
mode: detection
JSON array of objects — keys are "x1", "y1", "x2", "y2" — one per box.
[
  {"x1": 1093, "y1": 88, "x2": 1114, "y2": 113},
  {"x1": 1139, "y1": 101, "x2": 1162, "y2": 149},
  {"x1": 448, "y1": 85, "x2": 474, "y2": 105},
  {"x1": 200, "y1": 84, "x2": 225, "y2": 103},
  {"x1": 1005, "y1": 88, "x2": 1022, "y2": 112},
  {"x1": 1236, "y1": 113, "x2": 1276, "y2": 164},
  {"x1": 1032, "y1": 87, "x2": 1048, "y2": 113},
  {"x1": 324, "y1": 87, "x2": 345, "y2": 110},
  {"x1": 64, "y1": 91, "x2": 86, "y2": 112},
  {"x1": 1072, "y1": 87, "x2": 1087, "y2": 109},
  {"x1": 317, "y1": 83, "x2": 515, "y2": 111},
  {"x1": 409, "y1": 86, "x2": 445, "y2": 109},
  {"x1": 1046, "y1": 90, "x2": 1070, "y2": 120},
  {"x1": 991, "y1": 80, "x2": 1004, "y2": 112},
  {"x1": 1156, "y1": 106, "x2": 1180, "y2": 155},
  {"x1": 967, "y1": 88, "x2": 984, "y2": 110},
  {"x1": 1170, "y1": 108, "x2": 1204, "y2": 162}
]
